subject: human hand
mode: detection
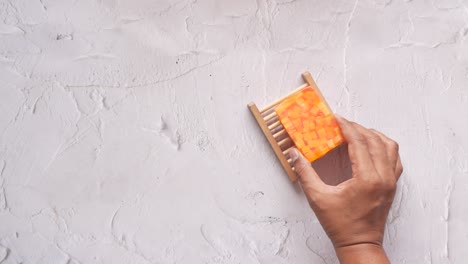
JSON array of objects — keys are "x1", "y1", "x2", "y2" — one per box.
[{"x1": 289, "y1": 115, "x2": 403, "y2": 263}]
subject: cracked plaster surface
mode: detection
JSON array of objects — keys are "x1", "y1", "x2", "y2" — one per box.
[{"x1": 0, "y1": 0, "x2": 467, "y2": 263}]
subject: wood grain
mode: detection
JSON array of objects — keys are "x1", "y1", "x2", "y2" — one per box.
[{"x1": 248, "y1": 102, "x2": 297, "y2": 182}]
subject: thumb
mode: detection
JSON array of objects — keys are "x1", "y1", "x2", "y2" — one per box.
[{"x1": 290, "y1": 148, "x2": 325, "y2": 190}]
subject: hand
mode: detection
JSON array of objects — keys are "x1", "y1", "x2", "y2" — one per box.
[{"x1": 289, "y1": 115, "x2": 403, "y2": 263}]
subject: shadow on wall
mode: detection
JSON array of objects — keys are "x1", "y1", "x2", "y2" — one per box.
[{"x1": 313, "y1": 144, "x2": 352, "y2": 186}]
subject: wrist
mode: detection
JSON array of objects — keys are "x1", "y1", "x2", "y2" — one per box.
[{"x1": 335, "y1": 243, "x2": 390, "y2": 264}]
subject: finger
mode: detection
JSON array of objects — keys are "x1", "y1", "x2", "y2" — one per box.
[
  {"x1": 351, "y1": 125, "x2": 392, "y2": 176},
  {"x1": 335, "y1": 115, "x2": 375, "y2": 176},
  {"x1": 369, "y1": 129, "x2": 399, "y2": 173},
  {"x1": 290, "y1": 148, "x2": 326, "y2": 192}
]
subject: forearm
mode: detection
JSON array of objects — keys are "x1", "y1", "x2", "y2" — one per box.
[{"x1": 335, "y1": 244, "x2": 390, "y2": 264}]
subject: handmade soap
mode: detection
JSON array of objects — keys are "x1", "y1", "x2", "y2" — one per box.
[{"x1": 275, "y1": 87, "x2": 344, "y2": 162}]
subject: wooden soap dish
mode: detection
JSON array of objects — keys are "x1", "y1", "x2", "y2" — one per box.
[{"x1": 248, "y1": 71, "x2": 327, "y2": 183}]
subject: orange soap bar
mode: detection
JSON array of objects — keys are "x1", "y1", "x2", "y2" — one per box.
[{"x1": 275, "y1": 87, "x2": 344, "y2": 162}]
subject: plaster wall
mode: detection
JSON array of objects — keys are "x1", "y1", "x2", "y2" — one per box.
[{"x1": 0, "y1": 0, "x2": 468, "y2": 263}]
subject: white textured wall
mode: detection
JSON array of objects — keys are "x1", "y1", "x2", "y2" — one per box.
[{"x1": 1, "y1": 0, "x2": 467, "y2": 263}]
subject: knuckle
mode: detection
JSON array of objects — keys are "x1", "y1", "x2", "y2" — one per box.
[
  {"x1": 294, "y1": 162, "x2": 307, "y2": 176},
  {"x1": 368, "y1": 178, "x2": 382, "y2": 190},
  {"x1": 396, "y1": 165, "x2": 404, "y2": 176},
  {"x1": 365, "y1": 177, "x2": 395, "y2": 193},
  {"x1": 353, "y1": 134, "x2": 368, "y2": 145},
  {"x1": 361, "y1": 177, "x2": 378, "y2": 190},
  {"x1": 367, "y1": 133, "x2": 383, "y2": 145},
  {"x1": 388, "y1": 140, "x2": 399, "y2": 152},
  {"x1": 383, "y1": 180, "x2": 397, "y2": 192}
]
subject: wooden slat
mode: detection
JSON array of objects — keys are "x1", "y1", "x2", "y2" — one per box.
[
  {"x1": 283, "y1": 147, "x2": 292, "y2": 155},
  {"x1": 248, "y1": 102, "x2": 297, "y2": 182},
  {"x1": 265, "y1": 116, "x2": 279, "y2": 126},
  {"x1": 270, "y1": 125, "x2": 284, "y2": 135},
  {"x1": 278, "y1": 137, "x2": 291, "y2": 146},
  {"x1": 273, "y1": 129, "x2": 286, "y2": 139},
  {"x1": 261, "y1": 108, "x2": 275, "y2": 117},
  {"x1": 263, "y1": 111, "x2": 276, "y2": 121},
  {"x1": 267, "y1": 120, "x2": 281, "y2": 130}
]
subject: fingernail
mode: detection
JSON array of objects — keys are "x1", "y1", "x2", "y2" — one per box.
[
  {"x1": 290, "y1": 148, "x2": 299, "y2": 162},
  {"x1": 334, "y1": 114, "x2": 345, "y2": 123}
]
